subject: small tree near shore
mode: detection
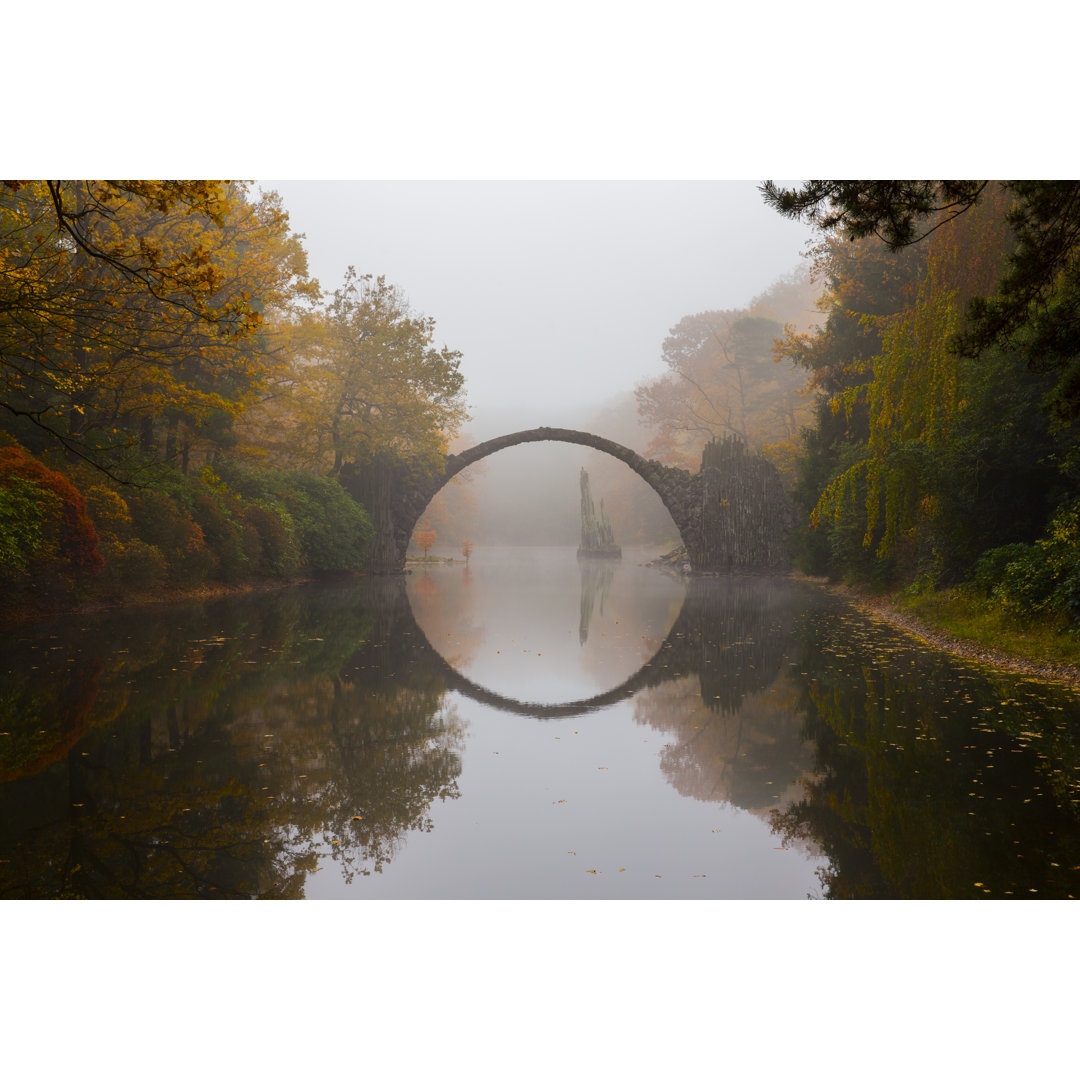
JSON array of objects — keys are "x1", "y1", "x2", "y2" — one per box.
[
  {"x1": 461, "y1": 538, "x2": 474, "y2": 564},
  {"x1": 415, "y1": 528, "x2": 436, "y2": 558}
]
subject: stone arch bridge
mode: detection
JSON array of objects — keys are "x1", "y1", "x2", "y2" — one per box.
[{"x1": 340, "y1": 427, "x2": 792, "y2": 574}]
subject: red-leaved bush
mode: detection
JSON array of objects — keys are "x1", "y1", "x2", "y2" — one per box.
[{"x1": 0, "y1": 446, "x2": 103, "y2": 572}]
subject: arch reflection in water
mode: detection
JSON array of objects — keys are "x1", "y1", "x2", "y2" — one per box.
[
  {"x1": 405, "y1": 552, "x2": 821, "y2": 820},
  {"x1": 407, "y1": 546, "x2": 686, "y2": 708},
  {"x1": 406, "y1": 558, "x2": 805, "y2": 731}
]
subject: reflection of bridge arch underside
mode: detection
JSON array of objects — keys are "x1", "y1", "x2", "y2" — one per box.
[
  {"x1": 419, "y1": 617, "x2": 694, "y2": 720},
  {"x1": 361, "y1": 573, "x2": 791, "y2": 722}
]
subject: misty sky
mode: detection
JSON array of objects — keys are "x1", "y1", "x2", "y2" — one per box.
[{"x1": 262, "y1": 180, "x2": 818, "y2": 433}]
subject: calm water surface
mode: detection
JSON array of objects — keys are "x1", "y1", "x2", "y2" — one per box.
[{"x1": 3, "y1": 546, "x2": 1080, "y2": 899}]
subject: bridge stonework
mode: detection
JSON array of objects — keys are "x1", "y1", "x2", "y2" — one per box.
[{"x1": 341, "y1": 427, "x2": 793, "y2": 574}]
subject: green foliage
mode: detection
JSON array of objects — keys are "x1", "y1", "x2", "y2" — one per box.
[
  {"x1": 0, "y1": 442, "x2": 377, "y2": 610},
  {"x1": 110, "y1": 538, "x2": 169, "y2": 590},
  {"x1": 972, "y1": 544, "x2": 1033, "y2": 596},
  {"x1": 190, "y1": 490, "x2": 248, "y2": 584},
  {"x1": 269, "y1": 471, "x2": 373, "y2": 572},
  {"x1": 992, "y1": 546, "x2": 1057, "y2": 617},
  {"x1": 240, "y1": 502, "x2": 301, "y2": 579},
  {"x1": 0, "y1": 478, "x2": 56, "y2": 574},
  {"x1": 973, "y1": 501, "x2": 1080, "y2": 622},
  {"x1": 128, "y1": 488, "x2": 204, "y2": 571},
  {"x1": 778, "y1": 184, "x2": 1080, "y2": 609},
  {"x1": 761, "y1": 180, "x2": 990, "y2": 249},
  {"x1": 761, "y1": 180, "x2": 1080, "y2": 381}
]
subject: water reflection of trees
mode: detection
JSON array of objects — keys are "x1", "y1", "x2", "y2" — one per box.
[
  {"x1": 12, "y1": 572, "x2": 1080, "y2": 900},
  {"x1": 0, "y1": 580, "x2": 462, "y2": 898},
  {"x1": 770, "y1": 601, "x2": 1080, "y2": 899},
  {"x1": 632, "y1": 576, "x2": 817, "y2": 814}
]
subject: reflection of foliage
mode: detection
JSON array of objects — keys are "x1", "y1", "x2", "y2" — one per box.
[
  {"x1": 0, "y1": 658, "x2": 102, "y2": 783},
  {"x1": 635, "y1": 676, "x2": 815, "y2": 813},
  {"x1": 0, "y1": 578, "x2": 462, "y2": 898},
  {"x1": 674, "y1": 576, "x2": 796, "y2": 715},
  {"x1": 771, "y1": 598, "x2": 1080, "y2": 898},
  {"x1": 631, "y1": 577, "x2": 816, "y2": 812},
  {"x1": 316, "y1": 682, "x2": 463, "y2": 882}
]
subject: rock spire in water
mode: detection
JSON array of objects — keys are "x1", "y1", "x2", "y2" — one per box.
[{"x1": 578, "y1": 467, "x2": 621, "y2": 559}]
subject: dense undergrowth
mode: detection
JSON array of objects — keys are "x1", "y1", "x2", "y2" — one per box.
[{"x1": 0, "y1": 437, "x2": 373, "y2": 616}]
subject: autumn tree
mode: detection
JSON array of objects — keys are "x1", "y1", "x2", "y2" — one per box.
[
  {"x1": 415, "y1": 528, "x2": 436, "y2": 558},
  {"x1": 635, "y1": 268, "x2": 820, "y2": 475},
  {"x1": 0, "y1": 181, "x2": 315, "y2": 476},
  {"x1": 770, "y1": 233, "x2": 928, "y2": 577},
  {"x1": 0, "y1": 444, "x2": 102, "y2": 575},
  {"x1": 274, "y1": 269, "x2": 467, "y2": 479}
]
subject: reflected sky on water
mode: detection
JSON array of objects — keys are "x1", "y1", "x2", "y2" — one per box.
[{"x1": 3, "y1": 546, "x2": 1080, "y2": 899}]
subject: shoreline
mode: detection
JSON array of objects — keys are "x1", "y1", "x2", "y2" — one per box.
[
  {"x1": 0, "y1": 574, "x2": 328, "y2": 628},
  {"x1": 8, "y1": 556, "x2": 1080, "y2": 693},
  {"x1": 809, "y1": 576, "x2": 1080, "y2": 692}
]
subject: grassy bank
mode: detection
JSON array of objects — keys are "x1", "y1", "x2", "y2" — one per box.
[{"x1": 897, "y1": 586, "x2": 1080, "y2": 669}]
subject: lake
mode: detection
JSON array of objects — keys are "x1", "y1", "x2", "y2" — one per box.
[{"x1": 3, "y1": 545, "x2": 1080, "y2": 899}]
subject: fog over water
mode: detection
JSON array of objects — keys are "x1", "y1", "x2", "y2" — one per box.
[{"x1": 262, "y1": 180, "x2": 818, "y2": 428}]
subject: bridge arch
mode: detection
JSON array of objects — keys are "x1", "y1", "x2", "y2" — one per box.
[
  {"x1": 341, "y1": 426, "x2": 792, "y2": 574},
  {"x1": 399, "y1": 428, "x2": 697, "y2": 574}
]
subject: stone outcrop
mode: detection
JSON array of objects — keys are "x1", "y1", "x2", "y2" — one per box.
[{"x1": 578, "y1": 468, "x2": 620, "y2": 558}]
